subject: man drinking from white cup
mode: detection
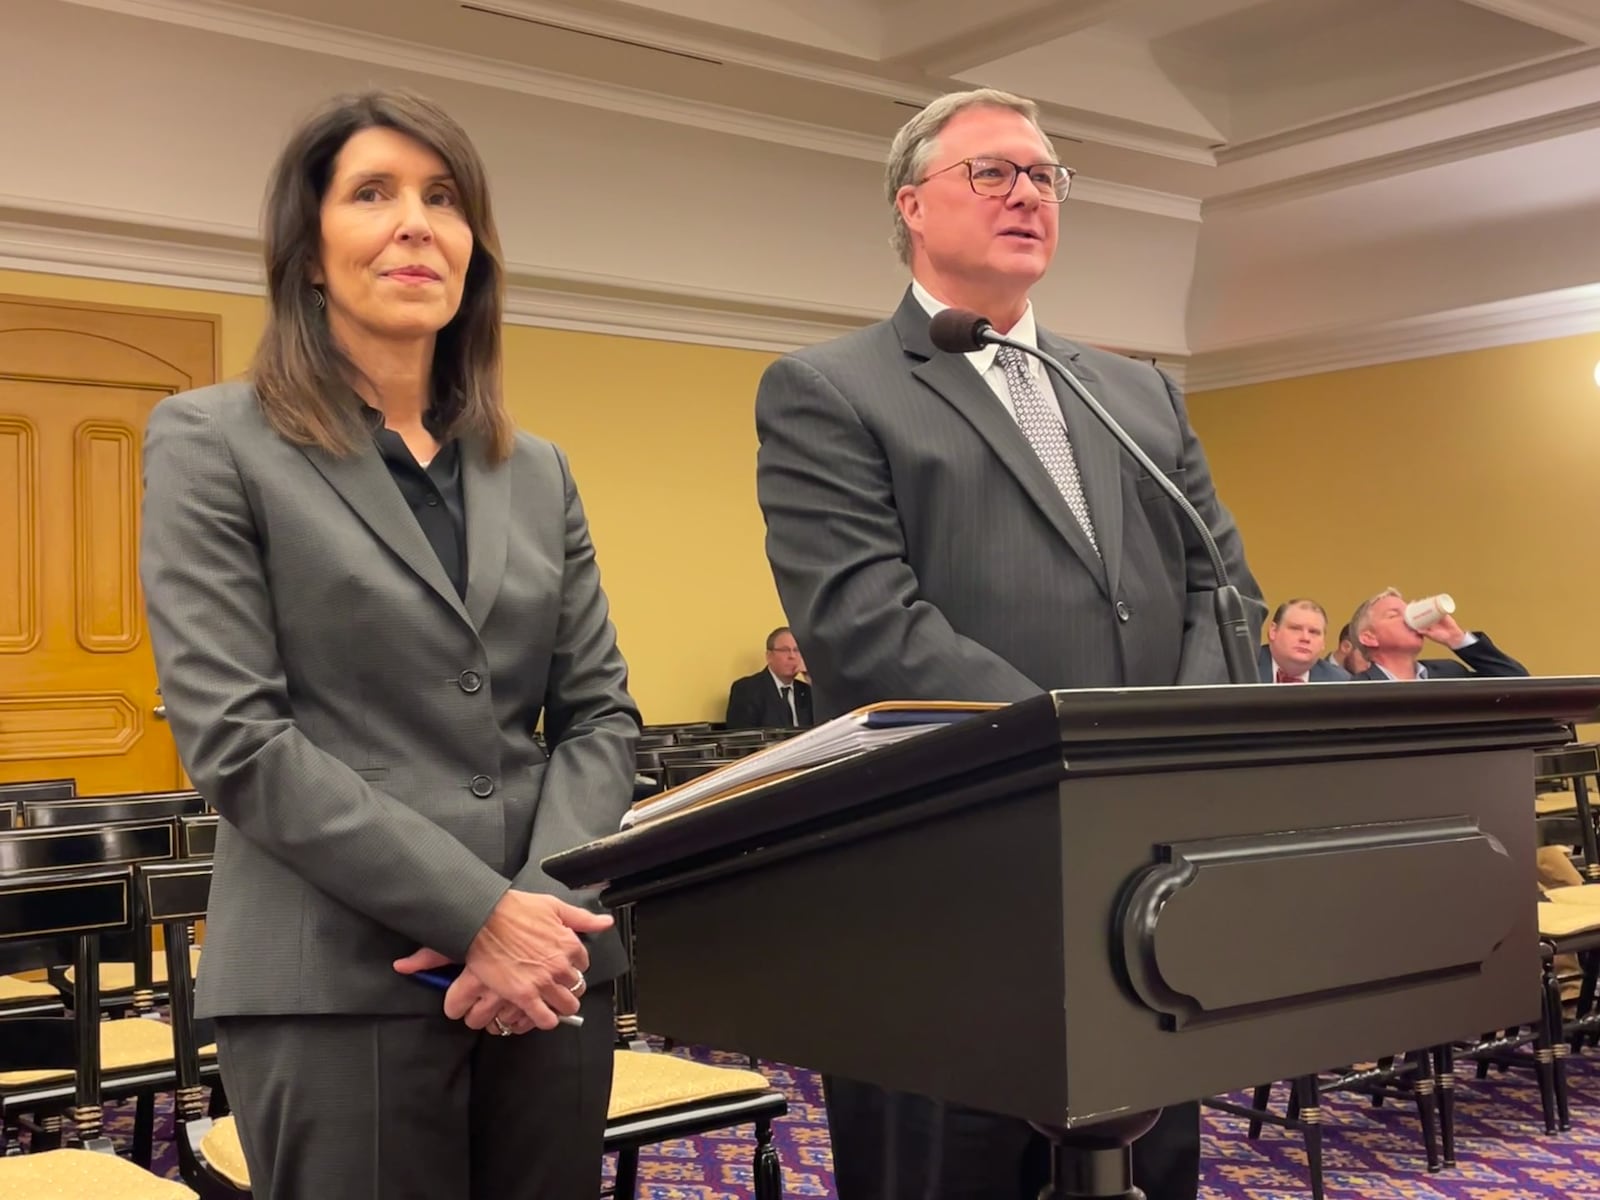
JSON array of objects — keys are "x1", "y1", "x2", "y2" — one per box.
[{"x1": 1348, "y1": 588, "x2": 1528, "y2": 680}]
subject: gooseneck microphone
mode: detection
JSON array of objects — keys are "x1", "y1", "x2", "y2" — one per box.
[{"x1": 928, "y1": 308, "x2": 1258, "y2": 686}]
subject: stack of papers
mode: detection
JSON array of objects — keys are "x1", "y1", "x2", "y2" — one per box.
[{"x1": 621, "y1": 701, "x2": 1000, "y2": 829}]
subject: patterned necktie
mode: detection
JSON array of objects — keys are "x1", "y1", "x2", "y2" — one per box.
[
  {"x1": 1275, "y1": 670, "x2": 1304, "y2": 684},
  {"x1": 996, "y1": 345, "x2": 1098, "y2": 554}
]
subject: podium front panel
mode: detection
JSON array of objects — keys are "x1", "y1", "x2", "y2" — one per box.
[{"x1": 617, "y1": 744, "x2": 1533, "y2": 1127}]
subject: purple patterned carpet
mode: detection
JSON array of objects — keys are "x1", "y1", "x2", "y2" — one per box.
[{"x1": 111, "y1": 1045, "x2": 1600, "y2": 1198}]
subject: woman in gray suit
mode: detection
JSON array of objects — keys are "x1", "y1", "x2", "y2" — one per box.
[{"x1": 140, "y1": 91, "x2": 640, "y2": 1198}]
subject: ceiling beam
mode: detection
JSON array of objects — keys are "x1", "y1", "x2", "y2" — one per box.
[
  {"x1": 1455, "y1": 0, "x2": 1600, "y2": 45},
  {"x1": 878, "y1": 0, "x2": 1122, "y2": 77}
]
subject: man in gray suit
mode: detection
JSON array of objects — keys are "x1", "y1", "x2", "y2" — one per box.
[{"x1": 754, "y1": 88, "x2": 1261, "y2": 1200}]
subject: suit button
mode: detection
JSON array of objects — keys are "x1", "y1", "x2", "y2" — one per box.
[
  {"x1": 458, "y1": 670, "x2": 482, "y2": 694},
  {"x1": 1115, "y1": 601, "x2": 1131, "y2": 623},
  {"x1": 470, "y1": 775, "x2": 494, "y2": 798}
]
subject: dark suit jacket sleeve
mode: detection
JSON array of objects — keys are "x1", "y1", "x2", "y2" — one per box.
[
  {"x1": 139, "y1": 395, "x2": 510, "y2": 960},
  {"x1": 1453, "y1": 633, "x2": 1530, "y2": 677},
  {"x1": 724, "y1": 676, "x2": 762, "y2": 729},
  {"x1": 1161, "y1": 370, "x2": 1266, "y2": 685},
  {"x1": 514, "y1": 448, "x2": 640, "y2": 902},
  {"x1": 756, "y1": 355, "x2": 1041, "y2": 706}
]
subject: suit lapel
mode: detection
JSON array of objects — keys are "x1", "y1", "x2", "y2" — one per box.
[
  {"x1": 1039, "y1": 332, "x2": 1125, "y2": 600},
  {"x1": 895, "y1": 293, "x2": 1108, "y2": 596},
  {"x1": 461, "y1": 436, "x2": 509, "y2": 630},
  {"x1": 300, "y1": 439, "x2": 471, "y2": 626}
]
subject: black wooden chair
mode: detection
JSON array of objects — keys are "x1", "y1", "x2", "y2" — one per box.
[
  {"x1": 139, "y1": 860, "x2": 249, "y2": 1198},
  {"x1": 179, "y1": 814, "x2": 218, "y2": 860},
  {"x1": 0, "y1": 819, "x2": 216, "y2": 1168},
  {"x1": 0, "y1": 780, "x2": 76, "y2": 806},
  {"x1": 21, "y1": 791, "x2": 205, "y2": 829},
  {"x1": 661, "y1": 759, "x2": 736, "y2": 788},
  {"x1": 21, "y1": 797, "x2": 206, "y2": 1012},
  {"x1": 0, "y1": 862, "x2": 197, "y2": 1196},
  {"x1": 602, "y1": 905, "x2": 786, "y2": 1199}
]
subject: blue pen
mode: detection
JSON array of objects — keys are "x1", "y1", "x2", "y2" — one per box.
[{"x1": 411, "y1": 963, "x2": 583, "y2": 1027}]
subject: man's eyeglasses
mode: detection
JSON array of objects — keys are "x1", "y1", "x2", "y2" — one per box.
[{"x1": 916, "y1": 157, "x2": 1075, "y2": 203}]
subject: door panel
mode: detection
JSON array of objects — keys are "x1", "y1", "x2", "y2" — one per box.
[{"x1": 0, "y1": 295, "x2": 218, "y2": 794}]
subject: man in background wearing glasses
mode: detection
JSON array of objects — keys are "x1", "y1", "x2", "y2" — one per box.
[{"x1": 753, "y1": 88, "x2": 1258, "y2": 1200}]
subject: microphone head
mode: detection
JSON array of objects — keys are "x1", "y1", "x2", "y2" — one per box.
[{"x1": 929, "y1": 308, "x2": 994, "y2": 354}]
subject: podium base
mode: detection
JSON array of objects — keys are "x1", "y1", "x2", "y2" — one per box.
[{"x1": 1031, "y1": 1110, "x2": 1161, "y2": 1200}]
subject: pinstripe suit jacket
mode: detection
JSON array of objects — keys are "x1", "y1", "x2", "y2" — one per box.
[
  {"x1": 140, "y1": 382, "x2": 639, "y2": 1018},
  {"x1": 755, "y1": 289, "x2": 1262, "y2": 720}
]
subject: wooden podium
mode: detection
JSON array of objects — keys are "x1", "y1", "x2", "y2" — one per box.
[{"x1": 548, "y1": 679, "x2": 1600, "y2": 1198}]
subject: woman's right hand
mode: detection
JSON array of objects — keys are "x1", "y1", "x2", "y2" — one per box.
[{"x1": 454, "y1": 891, "x2": 612, "y2": 1030}]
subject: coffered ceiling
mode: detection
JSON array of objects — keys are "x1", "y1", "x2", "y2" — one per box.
[{"x1": 21, "y1": 0, "x2": 1600, "y2": 379}]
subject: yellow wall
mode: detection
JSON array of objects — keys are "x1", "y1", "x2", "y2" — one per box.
[
  {"x1": 29, "y1": 259, "x2": 1596, "y2": 720},
  {"x1": 1189, "y1": 331, "x2": 1600, "y2": 680},
  {"x1": 500, "y1": 328, "x2": 782, "y2": 722},
  {"x1": 0, "y1": 268, "x2": 784, "y2": 722}
]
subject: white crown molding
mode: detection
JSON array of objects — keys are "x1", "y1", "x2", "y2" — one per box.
[
  {"x1": 461, "y1": 0, "x2": 1219, "y2": 163},
  {"x1": 1186, "y1": 283, "x2": 1600, "y2": 392},
  {"x1": 1216, "y1": 46, "x2": 1600, "y2": 165},
  {"x1": 0, "y1": 210, "x2": 877, "y2": 351},
  {"x1": 1073, "y1": 180, "x2": 1199, "y2": 222},
  {"x1": 53, "y1": 0, "x2": 1213, "y2": 211},
  {"x1": 1207, "y1": 97, "x2": 1600, "y2": 213},
  {"x1": 13, "y1": 203, "x2": 1593, "y2": 389}
]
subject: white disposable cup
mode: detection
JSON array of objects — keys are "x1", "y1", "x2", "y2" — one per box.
[{"x1": 1405, "y1": 594, "x2": 1455, "y2": 632}]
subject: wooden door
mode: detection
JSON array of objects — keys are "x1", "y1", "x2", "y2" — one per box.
[{"x1": 0, "y1": 295, "x2": 218, "y2": 794}]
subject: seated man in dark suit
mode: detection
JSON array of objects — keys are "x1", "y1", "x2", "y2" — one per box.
[
  {"x1": 1257, "y1": 598, "x2": 1352, "y2": 683},
  {"x1": 724, "y1": 626, "x2": 815, "y2": 728},
  {"x1": 1329, "y1": 621, "x2": 1370, "y2": 677},
  {"x1": 1348, "y1": 588, "x2": 1528, "y2": 680}
]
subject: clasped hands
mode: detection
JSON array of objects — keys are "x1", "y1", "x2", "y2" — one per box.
[{"x1": 394, "y1": 890, "x2": 611, "y2": 1035}]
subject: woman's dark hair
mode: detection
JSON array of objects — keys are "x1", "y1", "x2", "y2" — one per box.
[{"x1": 252, "y1": 89, "x2": 514, "y2": 462}]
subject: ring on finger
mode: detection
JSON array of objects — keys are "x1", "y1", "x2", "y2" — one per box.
[{"x1": 492, "y1": 1015, "x2": 514, "y2": 1037}]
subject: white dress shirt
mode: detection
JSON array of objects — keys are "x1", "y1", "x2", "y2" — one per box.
[
  {"x1": 910, "y1": 280, "x2": 1066, "y2": 432},
  {"x1": 767, "y1": 669, "x2": 798, "y2": 723}
]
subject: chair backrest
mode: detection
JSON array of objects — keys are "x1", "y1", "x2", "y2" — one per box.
[
  {"x1": 662, "y1": 758, "x2": 735, "y2": 788},
  {"x1": 1535, "y1": 742, "x2": 1600, "y2": 880},
  {"x1": 180, "y1": 813, "x2": 218, "y2": 859},
  {"x1": 21, "y1": 790, "x2": 205, "y2": 828},
  {"x1": 0, "y1": 778, "x2": 77, "y2": 803},
  {"x1": 636, "y1": 744, "x2": 721, "y2": 770},
  {"x1": 0, "y1": 819, "x2": 180, "y2": 980},
  {"x1": 0, "y1": 864, "x2": 130, "y2": 1144},
  {"x1": 0, "y1": 800, "x2": 15, "y2": 830},
  {"x1": 135, "y1": 859, "x2": 214, "y2": 1167},
  {"x1": 0, "y1": 817, "x2": 180, "y2": 877}
]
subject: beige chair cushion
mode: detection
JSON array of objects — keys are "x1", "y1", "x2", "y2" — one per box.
[
  {"x1": 0, "y1": 1017, "x2": 216, "y2": 1086},
  {"x1": 608, "y1": 1050, "x2": 774, "y2": 1119},
  {"x1": 1536, "y1": 790, "x2": 1580, "y2": 816},
  {"x1": 1538, "y1": 845, "x2": 1587, "y2": 890},
  {"x1": 1545, "y1": 885, "x2": 1600, "y2": 906},
  {"x1": 1538, "y1": 901, "x2": 1600, "y2": 938},
  {"x1": 0, "y1": 1147, "x2": 197, "y2": 1197},
  {"x1": 199, "y1": 1114, "x2": 252, "y2": 1189},
  {"x1": 63, "y1": 948, "x2": 203, "y2": 992},
  {"x1": 0, "y1": 974, "x2": 58, "y2": 1002}
]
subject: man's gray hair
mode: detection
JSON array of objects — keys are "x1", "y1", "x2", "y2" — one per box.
[
  {"x1": 884, "y1": 88, "x2": 1056, "y2": 266},
  {"x1": 1350, "y1": 587, "x2": 1404, "y2": 648}
]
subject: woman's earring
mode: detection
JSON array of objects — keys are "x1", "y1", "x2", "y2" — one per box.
[{"x1": 310, "y1": 287, "x2": 325, "y2": 311}]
